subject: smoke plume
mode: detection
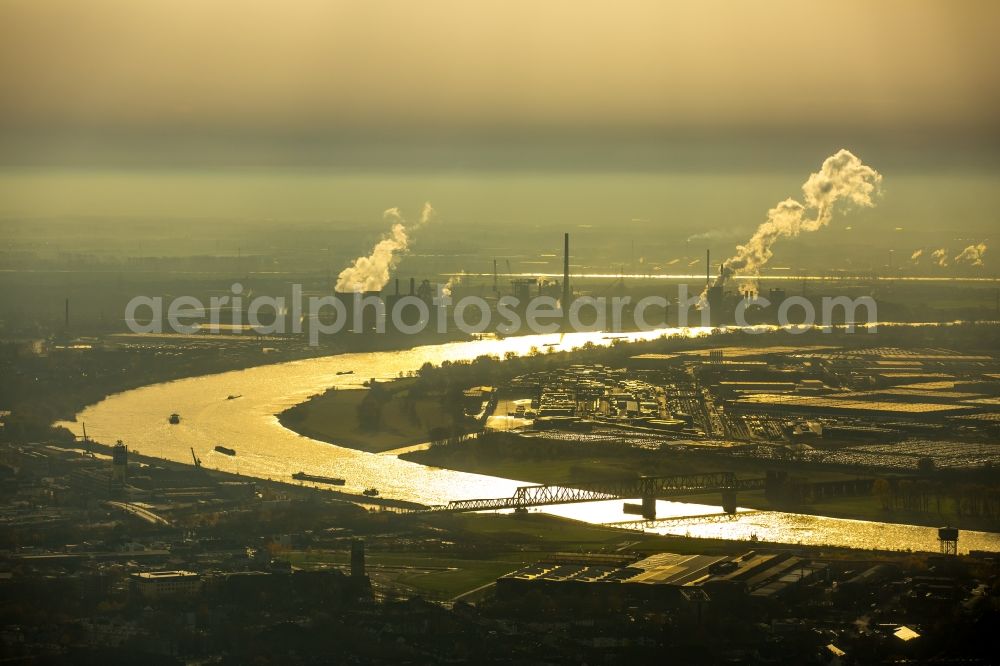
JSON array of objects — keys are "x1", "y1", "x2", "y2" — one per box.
[
  {"x1": 335, "y1": 203, "x2": 435, "y2": 292},
  {"x1": 931, "y1": 248, "x2": 949, "y2": 267},
  {"x1": 910, "y1": 249, "x2": 923, "y2": 262},
  {"x1": 700, "y1": 149, "x2": 881, "y2": 304},
  {"x1": 954, "y1": 243, "x2": 987, "y2": 266},
  {"x1": 416, "y1": 201, "x2": 435, "y2": 227},
  {"x1": 441, "y1": 271, "x2": 466, "y2": 298}
]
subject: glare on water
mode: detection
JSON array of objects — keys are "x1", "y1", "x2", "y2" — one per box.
[{"x1": 57, "y1": 326, "x2": 1000, "y2": 554}]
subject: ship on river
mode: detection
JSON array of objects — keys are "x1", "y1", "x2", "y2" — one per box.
[
  {"x1": 292, "y1": 471, "x2": 346, "y2": 485},
  {"x1": 214, "y1": 445, "x2": 236, "y2": 456}
]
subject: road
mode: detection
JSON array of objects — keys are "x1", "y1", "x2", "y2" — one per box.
[{"x1": 105, "y1": 501, "x2": 172, "y2": 526}]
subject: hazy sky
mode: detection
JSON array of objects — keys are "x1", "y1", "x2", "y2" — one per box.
[
  {"x1": 1, "y1": 0, "x2": 998, "y2": 167},
  {"x1": 0, "y1": 0, "x2": 997, "y2": 260}
]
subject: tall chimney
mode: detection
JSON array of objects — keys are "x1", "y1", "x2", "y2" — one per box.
[
  {"x1": 562, "y1": 233, "x2": 570, "y2": 318},
  {"x1": 409, "y1": 277, "x2": 415, "y2": 295},
  {"x1": 706, "y1": 250, "x2": 710, "y2": 286},
  {"x1": 350, "y1": 538, "x2": 365, "y2": 579},
  {"x1": 64, "y1": 298, "x2": 70, "y2": 332}
]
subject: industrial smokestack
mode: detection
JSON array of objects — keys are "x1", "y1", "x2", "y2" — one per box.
[
  {"x1": 64, "y1": 298, "x2": 69, "y2": 332},
  {"x1": 351, "y1": 539, "x2": 365, "y2": 579},
  {"x1": 409, "y1": 277, "x2": 415, "y2": 295},
  {"x1": 706, "y1": 250, "x2": 710, "y2": 286},
  {"x1": 562, "y1": 233, "x2": 570, "y2": 321}
]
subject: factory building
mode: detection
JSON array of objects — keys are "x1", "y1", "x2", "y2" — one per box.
[
  {"x1": 130, "y1": 570, "x2": 202, "y2": 600},
  {"x1": 497, "y1": 551, "x2": 827, "y2": 608},
  {"x1": 731, "y1": 393, "x2": 979, "y2": 419}
]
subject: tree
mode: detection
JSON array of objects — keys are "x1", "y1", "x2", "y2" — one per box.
[{"x1": 357, "y1": 391, "x2": 383, "y2": 432}]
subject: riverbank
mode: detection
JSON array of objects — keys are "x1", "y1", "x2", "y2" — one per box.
[
  {"x1": 72, "y1": 439, "x2": 425, "y2": 511},
  {"x1": 6, "y1": 324, "x2": 479, "y2": 443},
  {"x1": 401, "y1": 433, "x2": 1000, "y2": 533},
  {"x1": 36, "y1": 320, "x2": 999, "y2": 442},
  {"x1": 53, "y1": 323, "x2": 1000, "y2": 553},
  {"x1": 288, "y1": 510, "x2": 952, "y2": 602},
  {"x1": 1, "y1": 340, "x2": 323, "y2": 443},
  {"x1": 278, "y1": 378, "x2": 479, "y2": 454}
]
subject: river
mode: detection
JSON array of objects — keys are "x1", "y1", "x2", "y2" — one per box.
[{"x1": 57, "y1": 325, "x2": 1000, "y2": 554}]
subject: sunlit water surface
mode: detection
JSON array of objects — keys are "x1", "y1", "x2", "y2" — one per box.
[{"x1": 58, "y1": 326, "x2": 1000, "y2": 554}]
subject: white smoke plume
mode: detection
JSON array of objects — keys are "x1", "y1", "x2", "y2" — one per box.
[
  {"x1": 441, "y1": 270, "x2": 466, "y2": 298},
  {"x1": 687, "y1": 258, "x2": 701, "y2": 267},
  {"x1": 910, "y1": 249, "x2": 923, "y2": 262},
  {"x1": 417, "y1": 201, "x2": 435, "y2": 227},
  {"x1": 686, "y1": 229, "x2": 740, "y2": 243},
  {"x1": 335, "y1": 203, "x2": 435, "y2": 292},
  {"x1": 700, "y1": 149, "x2": 881, "y2": 304},
  {"x1": 954, "y1": 243, "x2": 987, "y2": 266},
  {"x1": 931, "y1": 248, "x2": 948, "y2": 267}
]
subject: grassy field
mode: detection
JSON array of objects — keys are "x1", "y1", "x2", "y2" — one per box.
[
  {"x1": 286, "y1": 511, "x2": 749, "y2": 600},
  {"x1": 402, "y1": 435, "x2": 851, "y2": 485},
  {"x1": 279, "y1": 379, "x2": 476, "y2": 453},
  {"x1": 287, "y1": 549, "x2": 522, "y2": 598}
]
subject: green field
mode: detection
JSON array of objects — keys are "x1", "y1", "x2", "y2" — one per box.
[
  {"x1": 287, "y1": 549, "x2": 522, "y2": 598},
  {"x1": 287, "y1": 512, "x2": 748, "y2": 600},
  {"x1": 279, "y1": 378, "x2": 477, "y2": 453},
  {"x1": 402, "y1": 434, "x2": 849, "y2": 485}
]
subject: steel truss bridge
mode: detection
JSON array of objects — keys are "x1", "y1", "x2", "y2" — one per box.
[{"x1": 418, "y1": 472, "x2": 766, "y2": 514}]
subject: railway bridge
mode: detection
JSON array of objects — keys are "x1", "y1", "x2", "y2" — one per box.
[{"x1": 418, "y1": 472, "x2": 766, "y2": 519}]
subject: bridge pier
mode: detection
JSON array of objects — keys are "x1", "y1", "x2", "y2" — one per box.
[
  {"x1": 641, "y1": 495, "x2": 656, "y2": 520},
  {"x1": 721, "y1": 490, "x2": 738, "y2": 514}
]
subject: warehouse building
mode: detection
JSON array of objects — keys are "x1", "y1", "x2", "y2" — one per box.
[
  {"x1": 730, "y1": 393, "x2": 978, "y2": 418},
  {"x1": 496, "y1": 551, "x2": 826, "y2": 607},
  {"x1": 130, "y1": 570, "x2": 202, "y2": 600}
]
